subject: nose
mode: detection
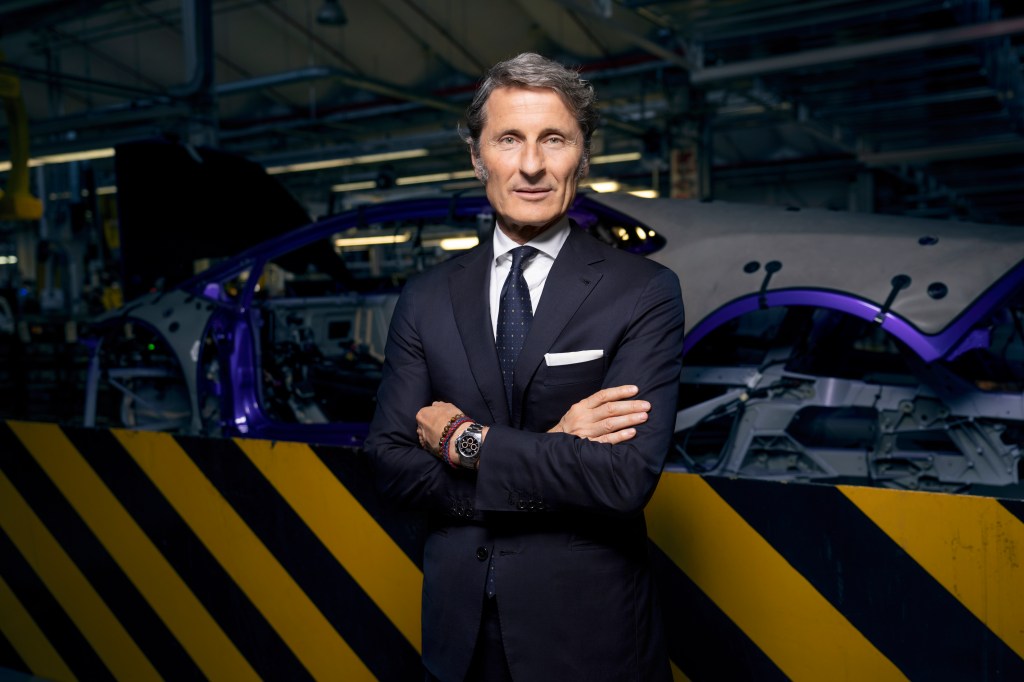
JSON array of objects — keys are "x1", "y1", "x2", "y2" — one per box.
[{"x1": 519, "y1": 142, "x2": 545, "y2": 178}]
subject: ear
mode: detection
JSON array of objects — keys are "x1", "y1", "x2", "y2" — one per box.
[
  {"x1": 471, "y1": 150, "x2": 486, "y2": 182},
  {"x1": 471, "y1": 153, "x2": 487, "y2": 180},
  {"x1": 576, "y1": 154, "x2": 590, "y2": 180}
]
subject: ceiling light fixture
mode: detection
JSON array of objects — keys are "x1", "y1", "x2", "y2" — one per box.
[
  {"x1": 266, "y1": 148, "x2": 428, "y2": 175},
  {"x1": 0, "y1": 147, "x2": 116, "y2": 173},
  {"x1": 330, "y1": 180, "x2": 377, "y2": 193},
  {"x1": 437, "y1": 237, "x2": 480, "y2": 251},
  {"x1": 316, "y1": 0, "x2": 347, "y2": 26},
  {"x1": 395, "y1": 170, "x2": 476, "y2": 186},
  {"x1": 587, "y1": 180, "x2": 621, "y2": 193},
  {"x1": 334, "y1": 232, "x2": 411, "y2": 248},
  {"x1": 590, "y1": 152, "x2": 642, "y2": 165}
]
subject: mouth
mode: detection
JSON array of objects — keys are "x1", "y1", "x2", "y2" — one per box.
[{"x1": 512, "y1": 187, "x2": 553, "y2": 200}]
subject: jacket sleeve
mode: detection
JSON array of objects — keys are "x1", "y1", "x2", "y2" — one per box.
[
  {"x1": 474, "y1": 267, "x2": 684, "y2": 517},
  {"x1": 364, "y1": 283, "x2": 478, "y2": 518}
]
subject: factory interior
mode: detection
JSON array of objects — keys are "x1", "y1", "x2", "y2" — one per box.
[{"x1": 2, "y1": 2, "x2": 1024, "y2": 681}]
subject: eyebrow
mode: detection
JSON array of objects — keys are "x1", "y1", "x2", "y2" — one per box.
[{"x1": 491, "y1": 127, "x2": 574, "y2": 139}]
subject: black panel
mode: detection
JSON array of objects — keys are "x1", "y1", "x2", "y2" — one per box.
[
  {"x1": 63, "y1": 426, "x2": 311, "y2": 682},
  {"x1": 651, "y1": 543, "x2": 787, "y2": 682},
  {"x1": 178, "y1": 435, "x2": 424, "y2": 681},
  {"x1": 0, "y1": 527, "x2": 113, "y2": 682},
  {"x1": 706, "y1": 476, "x2": 1024, "y2": 680},
  {"x1": 0, "y1": 423, "x2": 200, "y2": 680},
  {"x1": 113, "y1": 140, "x2": 311, "y2": 300},
  {"x1": 0, "y1": 629, "x2": 28, "y2": 678},
  {"x1": 314, "y1": 444, "x2": 427, "y2": 570}
]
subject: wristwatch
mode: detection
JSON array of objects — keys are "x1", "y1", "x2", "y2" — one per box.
[{"x1": 454, "y1": 422, "x2": 484, "y2": 469}]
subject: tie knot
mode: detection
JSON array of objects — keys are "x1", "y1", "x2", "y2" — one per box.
[{"x1": 509, "y1": 245, "x2": 538, "y2": 272}]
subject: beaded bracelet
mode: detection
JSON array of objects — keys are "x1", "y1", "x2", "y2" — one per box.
[
  {"x1": 440, "y1": 416, "x2": 472, "y2": 468},
  {"x1": 436, "y1": 413, "x2": 466, "y2": 454}
]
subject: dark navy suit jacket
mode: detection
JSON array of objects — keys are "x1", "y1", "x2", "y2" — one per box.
[{"x1": 365, "y1": 224, "x2": 684, "y2": 681}]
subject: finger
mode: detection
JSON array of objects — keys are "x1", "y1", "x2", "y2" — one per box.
[
  {"x1": 590, "y1": 427, "x2": 637, "y2": 444},
  {"x1": 580, "y1": 385, "x2": 638, "y2": 409},
  {"x1": 597, "y1": 399, "x2": 650, "y2": 418},
  {"x1": 607, "y1": 410, "x2": 649, "y2": 430},
  {"x1": 585, "y1": 411, "x2": 646, "y2": 438}
]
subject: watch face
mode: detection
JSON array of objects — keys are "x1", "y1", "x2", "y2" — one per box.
[{"x1": 457, "y1": 433, "x2": 480, "y2": 458}]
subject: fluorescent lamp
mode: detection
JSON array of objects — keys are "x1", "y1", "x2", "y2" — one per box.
[
  {"x1": 437, "y1": 237, "x2": 479, "y2": 251},
  {"x1": 334, "y1": 233, "x2": 411, "y2": 247},
  {"x1": 0, "y1": 256, "x2": 17, "y2": 265},
  {"x1": 590, "y1": 152, "x2": 641, "y2": 165},
  {"x1": 267, "y1": 148, "x2": 429, "y2": 174},
  {"x1": 396, "y1": 170, "x2": 476, "y2": 186},
  {"x1": 588, "y1": 181, "x2": 620, "y2": 193},
  {"x1": 0, "y1": 147, "x2": 116, "y2": 172},
  {"x1": 330, "y1": 180, "x2": 377, "y2": 193}
]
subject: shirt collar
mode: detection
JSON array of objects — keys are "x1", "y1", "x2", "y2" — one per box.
[{"x1": 492, "y1": 216, "x2": 571, "y2": 264}]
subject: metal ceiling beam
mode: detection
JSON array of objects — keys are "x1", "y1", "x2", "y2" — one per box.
[
  {"x1": 859, "y1": 139, "x2": 1024, "y2": 165},
  {"x1": 815, "y1": 86, "x2": 997, "y2": 116},
  {"x1": 393, "y1": 0, "x2": 486, "y2": 74},
  {"x1": 0, "y1": 0, "x2": 111, "y2": 34},
  {"x1": 551, "y1": 0, "x2": 689, "y2": 69},
  {"x1": 215, "y1": 66, "x2": 464, "y2": 115},
  {"x1": 689, "y1": 0, "x2": 931, "y2": 42},
  {"x1": 690, "y1": 17, "x2": 1024, "y2": 84}
]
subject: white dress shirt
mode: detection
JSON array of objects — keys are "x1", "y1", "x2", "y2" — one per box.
[{"x1": 489, "y1": 218, "x2": 571, "y2": 338}]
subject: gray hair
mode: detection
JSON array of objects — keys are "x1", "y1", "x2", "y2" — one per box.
[{"x1": 461, "y1": 53, "x2": 599, "y2": 167}]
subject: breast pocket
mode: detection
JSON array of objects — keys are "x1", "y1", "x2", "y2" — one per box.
[
  {"x1": 542, "y1": 356, "x2": 606, "y2": 387},
  {"x1": 530, "y1": 356, "x2": 606, "y2": 424}
]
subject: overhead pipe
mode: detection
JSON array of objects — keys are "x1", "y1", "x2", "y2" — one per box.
[
  {"x1": 169, "y1": 0, "x2": 214, "y2": 100},
  {"x1": 690, "y1": 16, "x2": 1024, "y2": 84},
  {"x1": 216, "y1": 66, "x2": 463, "y2": 115}
]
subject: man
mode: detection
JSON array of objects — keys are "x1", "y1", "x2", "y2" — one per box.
[{"x1": 365, "y1": 53, "x2": 684, "y2": 681}]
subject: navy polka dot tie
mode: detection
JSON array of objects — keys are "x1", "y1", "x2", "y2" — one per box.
[{"x1": 497, "y1": 246, "x2": 537, "y2": 404}]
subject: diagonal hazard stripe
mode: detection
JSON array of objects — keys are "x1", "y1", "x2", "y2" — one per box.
[
  {"x1": 705, "y1": 476, "x2": 1024, "y2": 678},
  {"x1": 113, "y1": 428, "x2": 375, "y2": 681},
  {"x1": 235, "y1": 438, "x2": 423, "y2": 651},
  {"x1": 841, "y1": 485, "x2": 1024, "y2": 660},
  {"x1": 651, "y1": 543, "x2": 787, "y2": 681},
  {"x1": 646, "y1": 474, "x2": 907, "y2": 682},
  {"x1": 0, "y1": 468, "x2": 161, "y2": 682},
  {"x1": 670, "y1": 661, "x2": 691, "y2": 682},
  {"x1": 181, "y1": 436, "x2": 420, "y2": 680},
  {"x1": 63, "y1": 427, "x2": 310, "y2": 680},
  {"x1": 0, "y1": 572, "x2": 75, "y2": 682},
  {"x1": 10, "y1": 421, "x2": 260, "y2": 682},
  {"x1": 0, "y1": 527, "x2": 110, "y2": 681}
]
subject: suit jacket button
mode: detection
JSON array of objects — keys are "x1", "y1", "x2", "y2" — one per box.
[{"x1": 476, "y1": 547, "x2": 489, "y2": 561}]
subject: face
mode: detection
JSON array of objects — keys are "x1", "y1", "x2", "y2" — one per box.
[{"x1": 472, "y1": 86, "x2": 586, "y2": 244}]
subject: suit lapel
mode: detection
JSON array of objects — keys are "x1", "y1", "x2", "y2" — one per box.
[
  {"x1": 449, "y1": 242, "x2": 510, "y2": 425},
  {"x1": 511, "y1": 227, "x2": 605, "y2": 426}
]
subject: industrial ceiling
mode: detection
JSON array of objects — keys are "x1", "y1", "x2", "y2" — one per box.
[{"x1": 1, "y1": 0, "x2": 1023, "y2": 224}]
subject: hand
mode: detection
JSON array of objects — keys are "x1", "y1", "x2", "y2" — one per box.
[
  {"x1": 415, "y1": 401, "x2": 463, "y2": 455},
  {"x1": 549, "y1": 385, "x2": 650, "y2": 444}
]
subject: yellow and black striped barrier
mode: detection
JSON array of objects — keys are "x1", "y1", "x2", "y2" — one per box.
[{"x1": 1, "y1": 420, "x2": 1022, "y2": 681}]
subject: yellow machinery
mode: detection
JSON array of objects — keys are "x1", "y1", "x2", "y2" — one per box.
[{"x1": 0, "y1": 52, "x2": 42, "y2": 222}]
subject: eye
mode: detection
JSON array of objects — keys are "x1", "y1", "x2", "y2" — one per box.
[
  {"x1": 544, "y1": 136, "x2": 566, "y2": 146},
  {"x1": 497, "y1": 135, "x2": 518, "y2": 147}
]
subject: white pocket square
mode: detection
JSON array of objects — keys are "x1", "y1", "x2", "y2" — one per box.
[{"x1": 544, "y1": 350, "x2": 604, "y2": 366}]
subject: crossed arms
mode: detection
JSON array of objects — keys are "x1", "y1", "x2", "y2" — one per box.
[
  {"x1": 416, "y1": 384, "x2": 653, "y2": 465},
  {"x1": 365, "y1": 265, "x2": 684, "y2": 518}
]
